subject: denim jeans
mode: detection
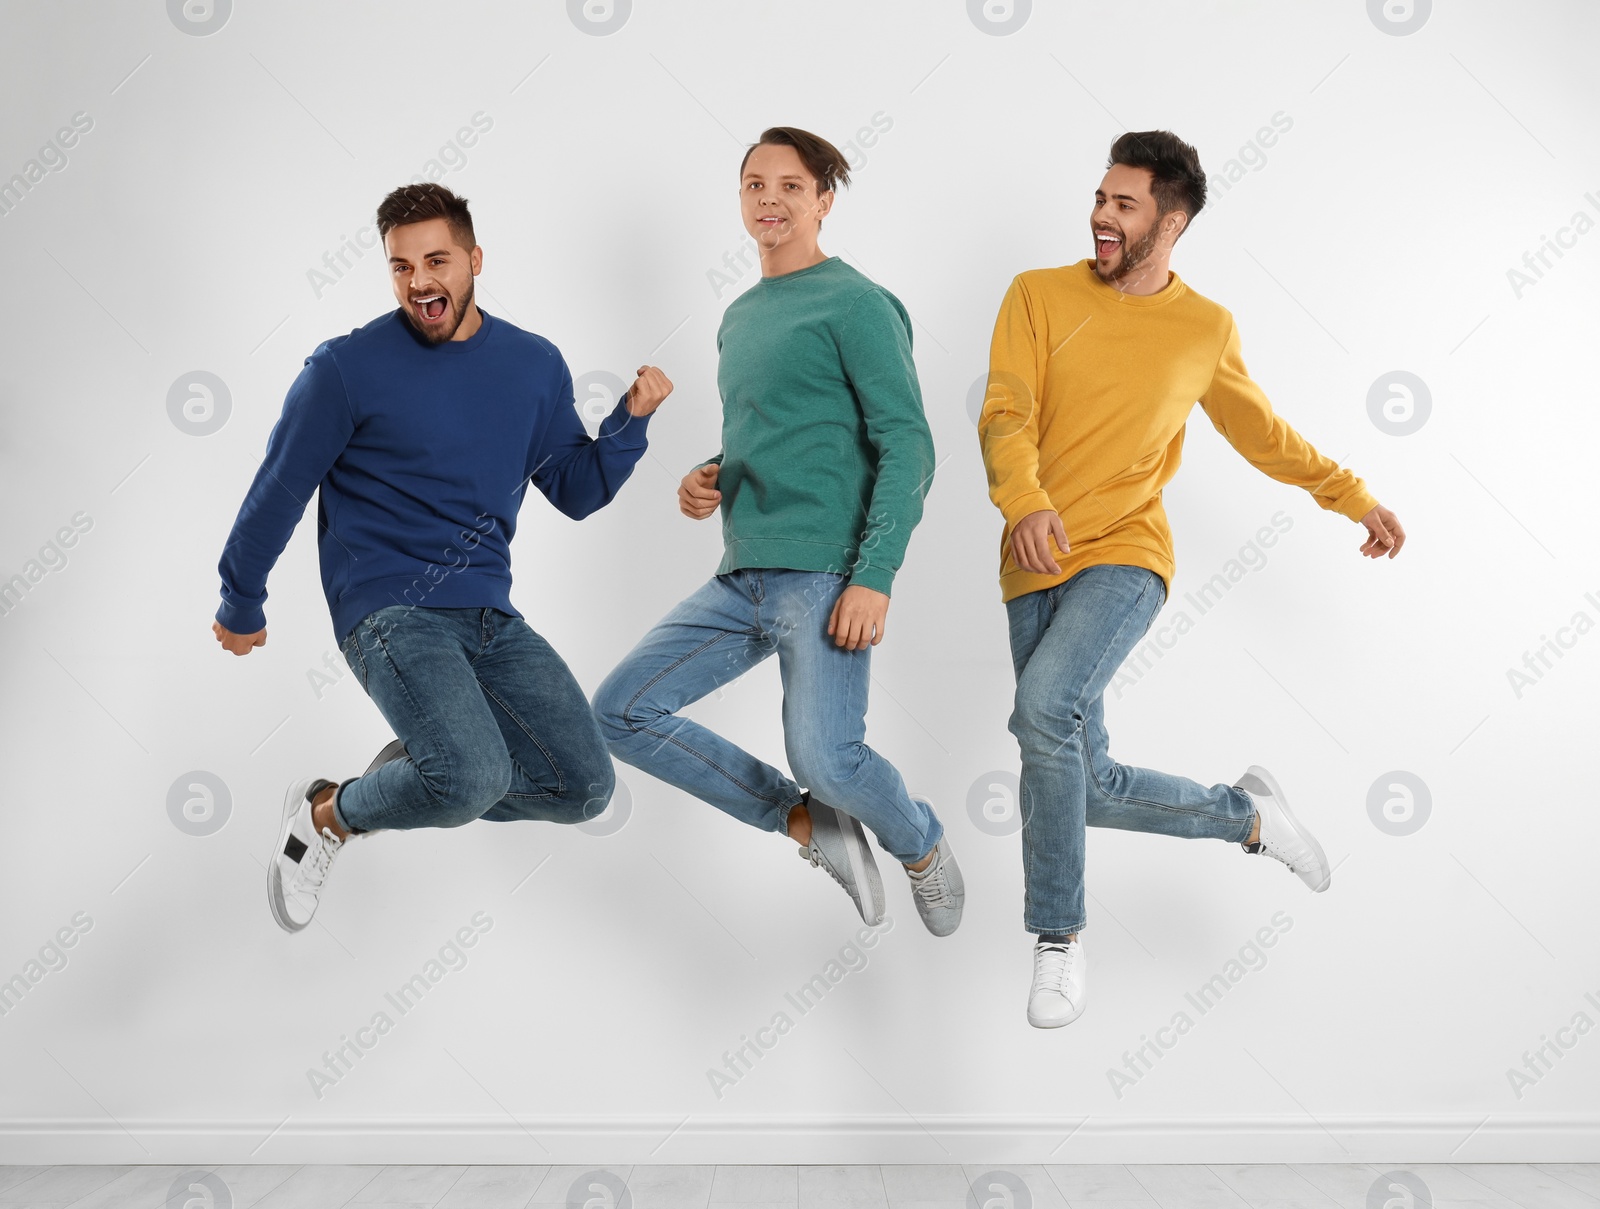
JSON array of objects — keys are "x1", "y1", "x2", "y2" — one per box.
[
  {"x1": 592, "y1": 569, "x2": 942, "y2": 866},
  {"x1": 333, "y1": 605, "x2": 615, "y2": 833},
  {"x1": 1006, "y1": 564, "x2": 1255, "y2": 935}
]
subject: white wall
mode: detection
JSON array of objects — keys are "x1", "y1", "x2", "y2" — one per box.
[{"x1": 2, "y1": 0, "x2": 1597, "y2": 1167}]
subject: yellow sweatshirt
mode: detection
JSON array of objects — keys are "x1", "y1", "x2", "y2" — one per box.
[{"x1": 978, "y1": 258, "x2": 1378, "y2": 603}]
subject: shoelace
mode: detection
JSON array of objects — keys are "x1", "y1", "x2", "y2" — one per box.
[
  {"x1": 800, "y1": 842, "x2": 851, "y2": 893},
  {"x1": 909, "y1": 858, "x2": 955, "y2": 909},
  {"x1": 1255, "y1": 830, "x2": 1302, "y2": 872},
  {"x1": 1243, "y1": 794, "x2": 1298, "y2": 872},
  {"x1": 293, "y1": 829, "x2": 342, "y2": 894},
  {"x1": 1033, "y1": 942, "x2": 1078, "y2": 997}
]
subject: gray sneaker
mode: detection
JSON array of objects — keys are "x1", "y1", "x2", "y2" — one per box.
[
  {"x1": 363, "y1": 738, "x2": 408, "y2": 776},
  {"x1": 798, "y1": 797, "x2": 885, "y2": 925},
  {"x1": 905, "y1": 833, "x2": 964, "y2": 936},
  {"x1": 341, "y1": 739, "x2": 408, "y2": 842}
]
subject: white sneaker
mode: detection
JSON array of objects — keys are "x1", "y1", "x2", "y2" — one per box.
[
  {"x1": 267, "y1": 777, "x2": 345, "y2": 933},
  {"x1": 1236, "y1": 764, "x2": 1330, "y2": 893},
  {"x1": 1028, "y1": 936, "x2": 1086, "y2": 1028}
]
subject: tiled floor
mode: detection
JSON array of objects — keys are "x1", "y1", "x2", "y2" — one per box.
[{"x1": 0, "y1": 1163, "x2": 1595, "y2": 1209}]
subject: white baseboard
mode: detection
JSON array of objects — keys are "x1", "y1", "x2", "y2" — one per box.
[{"x1": 2, "y1": 1115, "x2": 1597, "y2": 1165}]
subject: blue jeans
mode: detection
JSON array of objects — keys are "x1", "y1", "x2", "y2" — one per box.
[
  {"x1": 333, "y1": 605, "x2": 615, "y2": 833},
  {"x1": 592, "y1": 569, "x2": 942, "y2": 866},
  {"x1": 1006, "y1": 564, "x2": 1255, "y2": 935}
]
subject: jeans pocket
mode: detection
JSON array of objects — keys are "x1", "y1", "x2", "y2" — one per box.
[
  {"x1": 1139, "y1": 567, "x2": 1168, "y2": 616},
  {"x1": 340, "y1": 628, "x2": 369, "y2": 690}
]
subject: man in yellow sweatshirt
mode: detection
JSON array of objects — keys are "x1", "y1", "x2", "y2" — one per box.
[{"x1": 977, "y1": 130, "x2": 1405, "y2": 1030}]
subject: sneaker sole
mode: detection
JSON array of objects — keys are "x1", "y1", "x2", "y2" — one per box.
[
  {"x1": 1028, "y1": 1000, "x2": 1086, "y2": 1029},
  {"x1": 843, "y1": 813, "x2": 886, "y2": 927},
  {"x1": 1247, "y1": 764, "x2": 1331, "y2": 893},
  {"x1": 267, "y1": 777, "x2": 317, "y2": 933},
  {"x1": 816, "y1": 803, "x2": 884, "y2": 926}
]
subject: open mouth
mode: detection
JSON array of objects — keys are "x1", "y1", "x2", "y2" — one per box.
[
  {"x1": 1095, "y1": 231, "x2": 1123, "y2": 258},
  {"x1": 412, "y1": 294, "x2": 448, "y2": 322}
]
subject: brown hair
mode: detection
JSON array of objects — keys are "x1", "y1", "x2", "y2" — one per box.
[
  {"x1": 375, "y1": 182, "x2": 476, "y2": 251},
  {"x1": 739, "y1": 126, "x2": 852, "y2": 195},
  {"x1": 1107, "y1": 131, "x2": 1207, "y2": 236}
]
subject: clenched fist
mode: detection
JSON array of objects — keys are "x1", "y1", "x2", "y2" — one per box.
[
  {"x1": 625, "y1": 365, "x2": 673, "y2": 416},
  {"x1": 213, "y1": 620, "x2": 266, "y2": 656},
  {"x1": 680, "y1": 463, "x2": 721, "y2": 519}
]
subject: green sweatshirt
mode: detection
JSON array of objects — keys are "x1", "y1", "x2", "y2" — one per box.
[{"x1": 700, "y1": 256, "x2": 934, "y2": 596}]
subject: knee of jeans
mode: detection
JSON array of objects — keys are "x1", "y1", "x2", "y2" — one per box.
[
  {"x1": 1008, "y1": 693, "x2": 1083, "y2": 753},
  {"x1": 788, "y1": 739, "x2": 867, "y2": 804},
  {"x1": 423, "y1": 748, "x2": 513, "y2": 826},
  {"x1": 573, "y1": 752, "x2": 616, "y2": 812},
  {"x1": 591, "y1": 674, "x2": 649, "y2": 743}
]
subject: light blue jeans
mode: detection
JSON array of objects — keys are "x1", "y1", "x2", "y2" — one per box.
[
  {"x1": 593, "y1": 569, "x2": 942, "y2": 865},
  {"x1": 1006, "y1": 564, "x2": 1256, "y2": 936}
]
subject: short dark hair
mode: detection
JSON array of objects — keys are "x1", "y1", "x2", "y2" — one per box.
[
  {"x1": 739, "y1": 126, "x2": 852, "y2": 195},
  {"x1": 375, "y1": 182, "x2": 476, "y2": 251},
  {"x1": 1107, "y1": 131, "x2": 1206, "y2": 236}
]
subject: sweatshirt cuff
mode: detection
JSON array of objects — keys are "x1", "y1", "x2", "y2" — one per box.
[
  {"x1": 600, "y1": 395, "x2": 652, "y2": 448},
  {"x1": 216, "y1": 599, "x2": 265, "y2": 636},
  {"x1": 1335, "y1": 486, "x2": 1380, "y2": 523},
  {"x1": 1001, "y1": 490, "x2": 1057, "y2": 530},
  {"x1": 848, "y1": 564, "x2": 895, "y2": 597}
]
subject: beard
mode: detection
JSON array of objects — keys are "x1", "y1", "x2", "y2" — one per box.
[
  {"x1": 404, "y1": 279, "x2": 475, "y2": 344},
  {"x1": 1100, "y1": 222, "x2": 1162, "y2": 286}
]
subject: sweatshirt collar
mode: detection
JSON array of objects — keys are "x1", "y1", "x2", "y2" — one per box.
[
  {"x1": 758, "y1": 255, "x2": 841, "y2": 285},
  {"x1": 1077, "y1": 258, "x2": 1184, "y2": 307},
  {"x1": 393, "y1": 304, "x2": 496, "y2": 353}
]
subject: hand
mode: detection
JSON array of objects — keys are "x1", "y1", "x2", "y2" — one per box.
[
  {"x1": 679, "y1": 464, "x2": 721, "y2": 519},
  {"x1": 828, "y1": 584, "x2": 889, "y2": 650},
  {"x1": 625, "y1": 364, "x2": 673, "y2": 416},
  {"x1": 213, "y1": 620, "x2": 266, "y2": 656},
  {"x1": 1358, "y1": 504, "x2": 1405, "y2": 559},
  {"x1": 1010, "y1": 508, "x2": 1069, "y2": 574}
]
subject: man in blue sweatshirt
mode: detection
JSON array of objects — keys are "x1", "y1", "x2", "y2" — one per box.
[{"x1": 211, "y1": 183, "x2": 672, "y2": 934}]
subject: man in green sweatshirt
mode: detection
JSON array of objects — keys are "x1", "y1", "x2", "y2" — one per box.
[{"x1": 594, "y1": 126, "x2": 963, "y2": 935}]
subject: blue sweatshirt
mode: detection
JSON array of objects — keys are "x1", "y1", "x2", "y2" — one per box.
[{"x1": 215, "y1": 306, "x2": 651, "y2": 644}]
